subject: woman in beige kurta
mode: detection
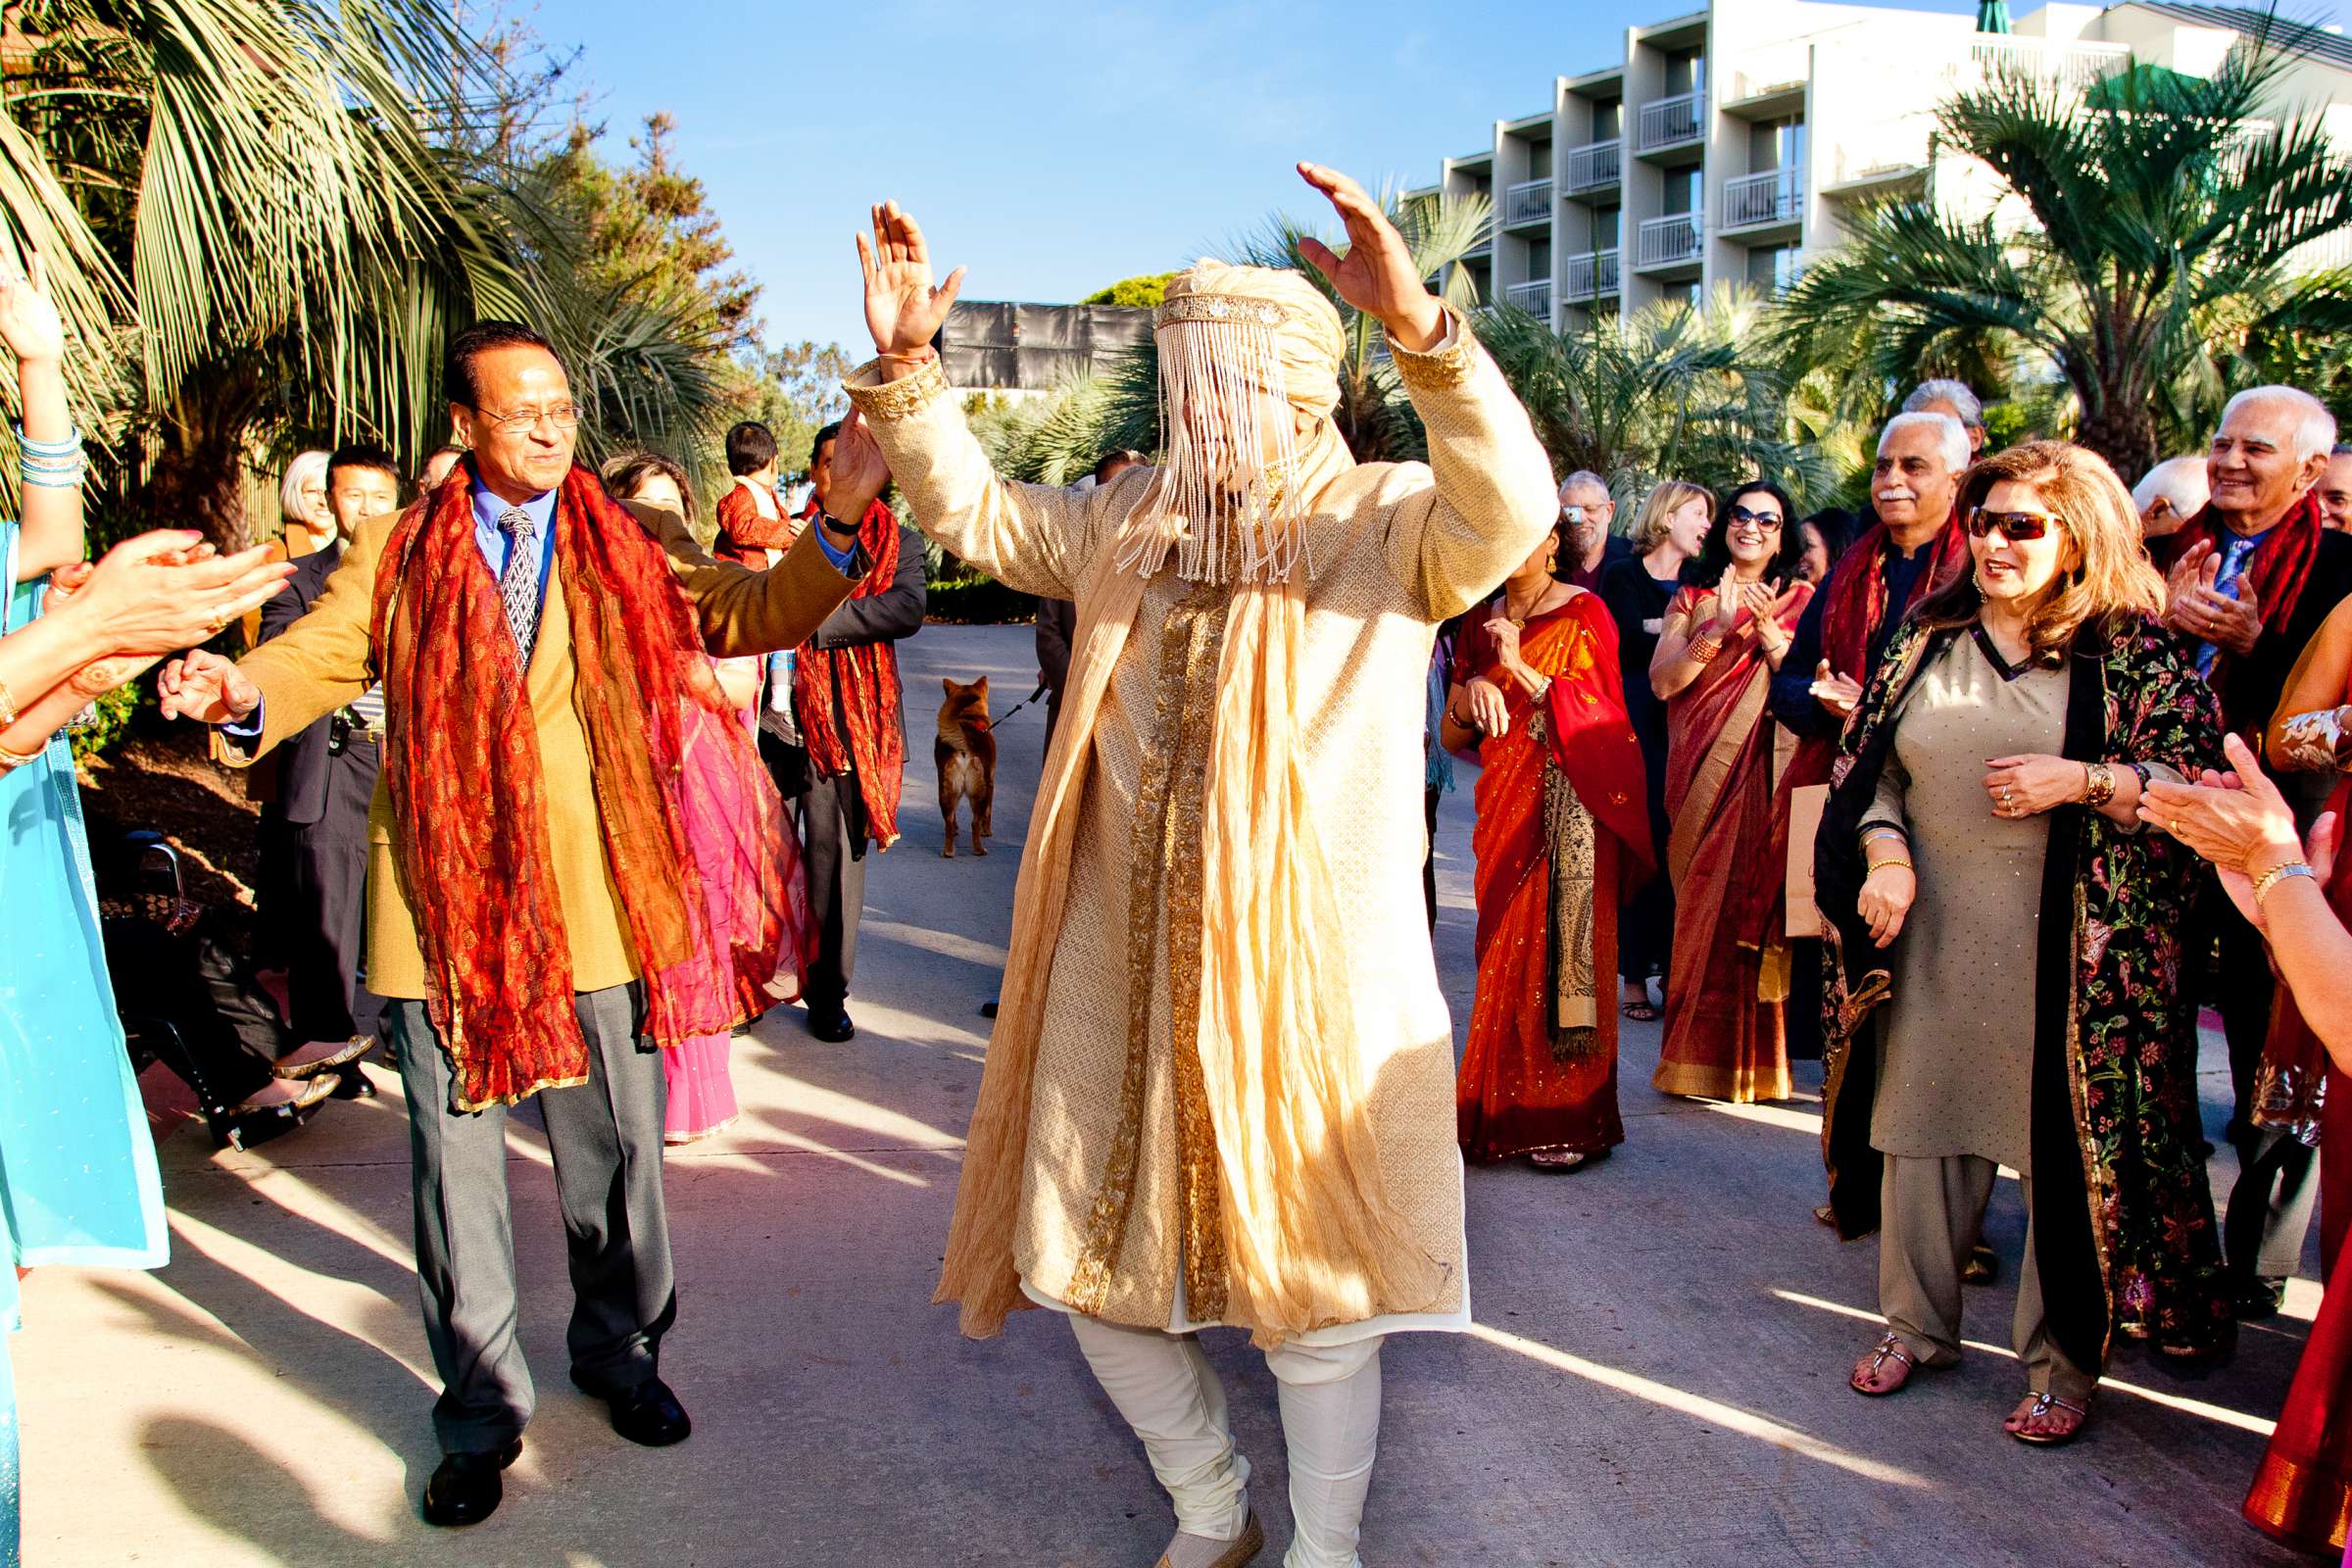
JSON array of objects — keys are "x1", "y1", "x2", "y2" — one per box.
[{"x1": 841, "y1": 179, "x2": 1556, "y2": 1568}]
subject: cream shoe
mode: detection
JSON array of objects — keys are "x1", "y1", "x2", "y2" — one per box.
[{"x1": 1156, "y1": 1510, "x2": 1263, "y2": 1568}]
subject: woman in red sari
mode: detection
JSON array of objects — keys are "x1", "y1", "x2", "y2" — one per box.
[
  {"x1": 1445, "y1": 520, "x2": 1652, "y2": 1170},
  {"x1": 2222, "y1": 595, "x2": 2352, "y2": 1553},
  {"x1": 1648, "y1": 482, "x2": 1813, "y2": 1102}
]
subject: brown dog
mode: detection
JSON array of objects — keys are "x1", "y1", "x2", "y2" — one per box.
[{"x1": 935, "y1": 676, "x2": 997, "y2": 858}]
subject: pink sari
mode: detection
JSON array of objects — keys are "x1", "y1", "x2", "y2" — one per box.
[{"x1": 664, "y1": 662, "x2": 811, "y2": 1144}]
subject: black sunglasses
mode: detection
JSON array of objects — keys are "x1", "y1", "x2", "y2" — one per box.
[
  {"x1": 1727, "y1": 505, "x2": 1783, "y2": 530},
  {"x1": 1966, "y1": 508, "x2": 2058, "y2": 541}
]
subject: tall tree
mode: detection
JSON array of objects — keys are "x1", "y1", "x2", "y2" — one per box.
[{"x1": 1777, "y1": 17, "x2": 2352, "y2": 478}]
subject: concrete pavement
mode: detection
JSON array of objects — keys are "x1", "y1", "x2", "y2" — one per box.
[{"x1": 16, "y1": 621, "x2": 2325, "y2": 1566}]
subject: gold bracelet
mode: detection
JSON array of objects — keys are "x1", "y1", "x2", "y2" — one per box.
[
  {"x1": 1865, "y1": 857, "x2": 1915, "y2": 875},
  {"x1": 0, "y1": 738, "x2": 42, "y2": 771},
  {"x1": 2251, "y1": 860, "x2": 2316, "y2": 906},
  {"x1": 1689, "y1": 631, "x2": 1723, "y2": 664},
  {"x1": 0, "y1": 676, "x2": 16, "y2": 727},
  {"x1": 2082, "y1": 761, "x2": 2116, "y2": 808}
]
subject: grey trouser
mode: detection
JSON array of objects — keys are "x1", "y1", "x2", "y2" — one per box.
[
  {"x1": 1879, "y1": 1152, "x2": 2097, "y2": 1400},
  {"x1": 388, "y1": 984, "x2": 674, "y2": 1455}
]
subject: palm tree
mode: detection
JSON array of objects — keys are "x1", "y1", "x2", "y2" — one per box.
[
  {"x1": 1777, "y1": 16, "x2": 2352, "y2": 479},
  {"x1": 1473, "y1": 286, "x2": 1831, "y2": 507},
  {"x1": 1089, "y1": 187, "x2": 1494, "y2": 466}
]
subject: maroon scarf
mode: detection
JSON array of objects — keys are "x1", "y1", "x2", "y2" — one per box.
[
  {"x1": 369, "y1": 463, "x2": 790, "y2": 1108},
  {"x1": 795, "y1": 499, "x2": 906, "y2": 848}
]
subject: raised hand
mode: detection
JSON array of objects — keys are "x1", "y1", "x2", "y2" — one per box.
[
  {"x1": 2192, "y1": 571, "x2": 2263, "y2": 659},
  {"x1": 158, "y1": 647, "x2": 261, "y2": 725},
  {"x1": 0, "y1": 247, "x2": 64, "y2": 366},
  {"x1": 1485, "y1": 614, "x2": 1525, "y2": 677},
  {"x1": 855, "y1": 201, "x2": 966, "y2": 360},
  {"x1": 1293, "y1": 163, "x2": 1446, "y2": 352},
  {"x1": 2161, "y1": 540, "x2": 2214, "y2": 635},
  {"x1": 1712, "y1": 564, "x2": 1743, "y2": 632}
]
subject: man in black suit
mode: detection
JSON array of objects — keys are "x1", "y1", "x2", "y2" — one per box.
[{"x1": 261, "y1": 442, "x2": 403, "y2": 1059}]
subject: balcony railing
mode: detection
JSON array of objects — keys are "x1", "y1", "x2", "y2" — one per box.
[
  {"x1": 1505, "y1": 278, "x2": 1552, "y2": 318},
  {"x1": 1502, "y1": 177, "x2": 1553, "y2": 227},
  {"x1": 1561, "y1": 249, "x2": 1621, "y2": 303},
  {"x1": 1636, "y1": 212, "x2": 1703, "y2": 270},
  {"x1": 1637, "y1": 91, "x2": 1703, "y2": 153},
  {"x1": 1722, "y1": 169, "x2": 1804, "y2": 230},
  {"x1": 1563, "y1": 138, "x2": 1622, "y2": 192},
  {"x1": 1957, "y1": 34, "x2": 2129, "y2": 90}
]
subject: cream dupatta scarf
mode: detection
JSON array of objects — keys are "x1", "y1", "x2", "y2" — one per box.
[{"x1": 935, "y1": 264, "x2": 1446, "y2": 1346}]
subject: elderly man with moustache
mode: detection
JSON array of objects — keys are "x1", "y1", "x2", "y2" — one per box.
[
  {"x1": 2152, "y1": 385, "x2": 2352, "y2": 1320},
  {"x1": 1556, "y1": 469, "x2": 1629, "y2": 590},
  {"x1": 159, "y1": 320, "x2": 863, "y2": 1529}
]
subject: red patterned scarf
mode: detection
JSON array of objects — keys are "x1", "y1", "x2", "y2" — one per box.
[
  {"x1": 1819, "y1": 511, "x2": 1970, "y2": 681},
  {"x1": 369, "y1": 463, "x2": 791, "y2": 1109},
  {"x1": 2155, "y1": 488, "x2": 2325, "y2": 696},
  {"x1": 795, "y1": 499, "x2": 906, "y2": 848},
  {"x1": 714, "y1": 479, "x2": 796, "y2": 567}
]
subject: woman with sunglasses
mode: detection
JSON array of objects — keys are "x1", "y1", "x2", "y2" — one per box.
[
  {"x1": 1647, "y1": 482, "x2": 1812, "y2": 1103},
  {"x1": 1815, "y1": 441, "x2": 2230, "y2": 1446}
]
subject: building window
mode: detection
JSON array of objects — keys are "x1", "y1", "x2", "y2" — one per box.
[
  {"x1": 1592, "y1": 205, "x2": 1620, "y2": 250},
  {"x1": 1593, "y1": 98, "x2": 1622, "y2": 141},
  {"x1": 1746, "y1": 244, "x2": 1801, "y2": 294},
  {"x1": 1528, "y1": 238, "x2": 1552, "y2": 279},
  {"x1": 1665, "y1": 167, "x2": 1701, "y2": 216},
  {"x1": 1669, "y1": 49, "x2": 1705, "y2": 97}
]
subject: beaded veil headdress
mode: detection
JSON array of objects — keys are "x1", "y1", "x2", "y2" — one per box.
[{"x1": 1115, "y1": 261, "x2": 1346, "y2": 586}]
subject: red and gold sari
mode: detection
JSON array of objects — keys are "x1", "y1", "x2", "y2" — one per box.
[
  {"x1": 1654, "y1": 580, "x2": 1812, "y2": 1102},
  {"x1": 1454, "y1": 591, "x2": 1653, "y2": 1162}
]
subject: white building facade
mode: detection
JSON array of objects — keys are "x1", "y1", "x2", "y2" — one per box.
[{"x1": 1420, "y1": 1, "x2": 2352, "y2": 328}]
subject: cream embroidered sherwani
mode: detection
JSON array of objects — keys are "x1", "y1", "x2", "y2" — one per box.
[{"x1": 848, "y1": 324, "x2": 1556, "y2": 1338}]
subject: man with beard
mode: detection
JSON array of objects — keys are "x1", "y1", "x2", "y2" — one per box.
[
  {"x1": 835, "y1": 167, "x2": 1556, "y2": 1568},
  {"x1": 2152, "y1": 385, "x2": 2352, "y2": 1319}
]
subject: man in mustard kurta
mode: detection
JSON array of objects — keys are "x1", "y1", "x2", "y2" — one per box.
[
  {"x1": 160, "y1": 320, "x2": 863, "y2": 1528},
  {"x1": 838, "y1": 170, "x2": 1556, "y2": 1568}
]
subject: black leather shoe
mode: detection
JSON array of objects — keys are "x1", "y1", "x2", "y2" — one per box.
[
  {"x1": 808, "y1": 1006, "x2": 856, "y2": 1044},
  {"x1": 421, "y1": 1440, "x2": 521, "y2": 1527},
  {"x1": 600, "y1": 1376, "x2": 692, "y2": 1447}
]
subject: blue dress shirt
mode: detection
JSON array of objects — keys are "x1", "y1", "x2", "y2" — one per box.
[
  {"x1": 224, "y1": 476, "x2": 562, "y2": 738},
  {"x1": 812, "y1": 514, "x2": 858, "y2": 571}
]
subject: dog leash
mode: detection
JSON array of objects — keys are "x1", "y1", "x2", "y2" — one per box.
[{"x1": 974, "y1": 682, "x2": 1049, "y2": 731}]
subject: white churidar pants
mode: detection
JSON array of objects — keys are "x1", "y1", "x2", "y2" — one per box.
[{"x1": 1067, "y1": 1310, "x2": 1385, "y2": 1568}]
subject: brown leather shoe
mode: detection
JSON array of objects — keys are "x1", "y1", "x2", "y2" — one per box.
[{"x1": 1155, "y1": 1510, "x2": 1263, "y2": 1568}]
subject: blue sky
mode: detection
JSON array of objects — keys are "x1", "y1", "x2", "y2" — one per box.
[{"x1": 539, "y1": 0, "x2": 2343, "y2": 355}]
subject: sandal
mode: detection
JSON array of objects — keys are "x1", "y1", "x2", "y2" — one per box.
[
  {"x1": 2006, "y1": 1391, "x2": 2090, "y2": 1446},
  {"x1": 1621, "y1": 999, "x2": 1660, "y2": 1022},
  {"x1": 1850, "y1": 1332, "x2": 1920, "y2": 1396},
  {"x1": 1529, "y1": 1146, "x2": 1610, "y2": 1173}
]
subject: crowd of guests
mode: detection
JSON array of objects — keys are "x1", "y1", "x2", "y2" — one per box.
[{"x1": 1443, "y1": 367, "x2": 2352, "y2": 1532}]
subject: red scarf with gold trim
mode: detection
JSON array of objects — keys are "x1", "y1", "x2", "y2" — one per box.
[{"x1": 795, "y1": 499, "x2": 906, "y2": 848}]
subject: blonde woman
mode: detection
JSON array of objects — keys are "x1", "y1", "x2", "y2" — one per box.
[
  {"x1": 1597, "y1": 477, "x2": 1712, "y2": 1018},
  {"x1": 1816, "y1": 441, "x2": 2230, "y2": 1445}
]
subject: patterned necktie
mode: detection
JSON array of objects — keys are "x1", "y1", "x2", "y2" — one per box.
[{"x1": 498, "y1": 507, "x2": 543, "y2": 667}]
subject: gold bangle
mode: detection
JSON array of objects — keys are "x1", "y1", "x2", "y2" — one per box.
[
  {"x1": 0, "y1": 738, "x2": 43, "y2": 771},
  {"x1": 2251, "y1": 860, "x2": 2316, "y2": 906},
  {"x1": 1689, "y1": 631, "x2": 1723, "y2": 664},
  {"x1": 0, "y1": 676, "x2": 16, "y2": 727},
  {"x1": 2082, "y1": 761, "x2": 2116, "y2": 808},
  {"x1": 1866, "y1": 857, "x2": 1914, "y2": 875}
]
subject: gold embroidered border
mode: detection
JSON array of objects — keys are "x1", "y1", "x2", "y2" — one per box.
[
  {"x1": 844, "y1": 357, "x2": 949, "y2": 422},
  {"x1": 1159, "y1": 591, "x2": 1231, "y2": 1321},
  {"x1": 1153, "y1": 293, "x2": 1291, "y2": 330},
  {"x1": 1063, "y1": 580, "x2": 1229, "y2": 1313},
  {"x1": 1391, "y1": 307, "x2": 1474, "y2": 392}
]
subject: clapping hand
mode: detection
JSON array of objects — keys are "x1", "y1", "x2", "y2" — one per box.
[
  {"x1": 1811, "y1": 659, "x2": 1863, "y2": 718},
  {"x1": 1293, "y1": 164, "x2": 1447, "y2": 353},
  {"x1": 2142, "y1": 732, "x2": 2314, "y2": 931},
  {"x1": 61, "y1": 531, "x2": 291, "y2": 657},
  {"x1": 2164, "y1": 542, "x2": 2263, "y2": 657},
  {"x1": 855, "y1": 201, "x2": 966, "y2": 360}
]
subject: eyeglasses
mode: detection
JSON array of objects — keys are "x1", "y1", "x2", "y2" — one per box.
[
  {"x1": 1966, "y1": 508, "x2": 2058, "y2": 541},
  {"x1": 1728, "y1": 506, "x2": 1783, "y2": 531},
  {"x1": 471, "y1": 402, "x2": 581, "y2": 435}
]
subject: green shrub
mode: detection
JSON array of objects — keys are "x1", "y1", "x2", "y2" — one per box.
[
  {"x1": 924, "y1": 571, "x2": 1035, "y2": 625},
  {"x1": 1080, "y1": 274, "x2": 1174, "y2": 310},
  {"x1": 69, "y1": 680, "x2": 138, "y2": 763}
]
